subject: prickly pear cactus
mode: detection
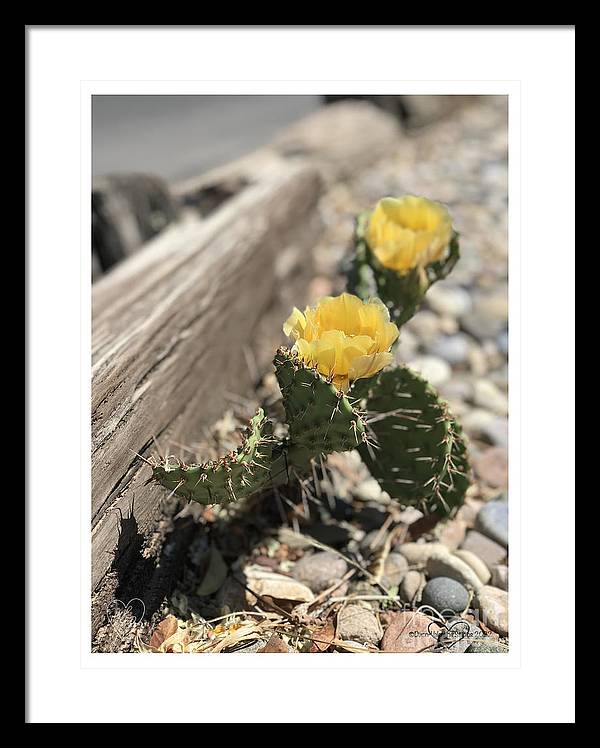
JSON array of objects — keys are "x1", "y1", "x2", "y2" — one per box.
[
  {"x1": 152, "y1": 350, "x2": 371, "y2": 506},
  {"x1": 351, "y1": 366, "x2": 471, "y2": 517},
  {"x1": 151, "y1": 408, "x2": 279, "y2": 505},
  {"x1": 149, "y1": 189, "x2": 477, "y2": 519},
  {"x1": 274, "y1": 347, "x2": 367, "y2": 456},
  {"x1": 348, "y1": 210, "x2": 460, "y2": 327}
]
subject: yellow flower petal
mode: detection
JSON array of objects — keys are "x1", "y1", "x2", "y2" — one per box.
[
  {"x1": 349, "y1": 352, "x2": 394, "y2": 381},
  {"x1": 314, "y1": 293, "x2": 364, "y2": 337},
  {"x1": 312, "y1": 336, "x2": 339, "y2": 379},
  {"x1": 332, "y1": 374, "x2": 351, "y2": 392},
  {"x1": 294, "y1": 337, "x2": 313, "y2": 364},
  {"x1": 284, "y1": 293, "x2": 399, "y2": 391},
  {"x1": 357, "y1": 298, "x2": 399, "y2": 349},
  {"x1": 366, "y1": 195, "x2": 453, "y2": 274},
  {"x1": 283, "y1": 307, "x2": 307, "y2": 339}
]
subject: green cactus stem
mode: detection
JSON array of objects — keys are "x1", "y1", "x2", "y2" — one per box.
[
  {"x1": 151, "y1": 349, "x2": 371, "y2": 506},
  {"x1": 351, "y1": 366, "x2": 471, "y2": 517},
  {"x1": 150, "y1": 408, "x2": 282, "y2": 505},
  {"x1": 347, "y1": 211, "x2": 461, "y2": 327},
  {"x1": 274, "y1": 347, "x2": 368, "y2": 457}
]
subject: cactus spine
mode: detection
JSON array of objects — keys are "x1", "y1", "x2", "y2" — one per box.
[
  {"x1": 151, "y1": 348, "x2": 470, "y2": 518},
  {"x1": 351, "y1": 367, "x2": 471, "y2": 517},
  {"x1": 151, "y1": 348, "x2": 370, "y2": 505},
  {"x1": 274, "y1": 348, "x2": 366, "y2": 457},
  {"x1": 150, "y1": 408, "x2": 279, "y2": 505}
]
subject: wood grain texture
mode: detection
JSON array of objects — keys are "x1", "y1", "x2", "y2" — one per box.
[{"x1": 91, "y1": 162, "x2": 322, "y2": 594}]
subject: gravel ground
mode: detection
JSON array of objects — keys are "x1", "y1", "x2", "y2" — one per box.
[{"x1": 99, "y1": 96, "x2": 509, "y2": 655}]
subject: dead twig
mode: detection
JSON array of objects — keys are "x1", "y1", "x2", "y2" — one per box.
[
  {"x1": 308, "y1": 568, "x2": 356, "y2": 610},
  {"x1": 296, "y1": 532, "x2": 394, "y2": 596}
]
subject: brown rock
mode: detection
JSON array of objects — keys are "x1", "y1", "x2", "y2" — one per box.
[
  {"x1": 380, "y1": 611, "x2": 441, "y2": 653},
  {"x1": 474, "y1": 447, "x2": 509, "y2": 488},
  {"x1": 491, "y1": 564, "x2": 509, "y2": 591},
  {"x1": 382, "y1": 553, "x2": 409, "y2": 587},
  {"x1": 460, "y1": 531, "x2": 507, "y2": 572},
  {"x1": 474, "y1": 586, "x2": 508, "y2": 637},
  {"x1": 427, "y1": 552, "x2": 484, "y2": 591},
  {"x1": 456, "y1": 498, "x2": 486, "y2": 528},
  {"x1": 400, "y1": 570, "x2": 426, "y2": 605},
  {"x1": 245, "y1": 569, "x2": 314, "y2": 603},
  {"x1": 397, "y1": 542, "x2": 449, "y2": 565},
  {"x1": 436, "y1": 519, "x2": 468, "y2": 550},
  {"x1": 453, "y1": 549, "x2": 492, "y2": 585},
  {"x1": 291, "y1": 550, "x2": 348, "y2": 593},
  {"x1": 337, "y1": 605, "x2": 383, "y2": 646},
  {"x1": 254, "y1": 555, "x2": 281, "y2": 570}
]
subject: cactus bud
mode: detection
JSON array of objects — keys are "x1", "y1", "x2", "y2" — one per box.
[
  {"x1": 348, "y1": 196, "x2": 461, "y2": 327},
  {"x1": 366, "y1": 195, "x2": 453, "y2": 273}
]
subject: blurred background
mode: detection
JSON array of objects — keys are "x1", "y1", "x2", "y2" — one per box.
[
  {"x1": 91, "y1": 94, "x2": 490, "y2": 278},
  {"x1": 93, "y1": 95, "x2": 321, "y2": 180}
]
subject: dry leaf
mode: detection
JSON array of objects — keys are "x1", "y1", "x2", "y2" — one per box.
[
  {"x1": 258, "y1": 634, "x2": 290, "y2": 653},
  {"x1": 196, "y1": 545, "x2": 228, "y2": 596},
  {"x1": 161, "y1": 627, "x2": 191, "y2": 652},
  {"x1": 148, "y1": 615, "x2": 192, "y2": 652},
  {"x1": 380, "y1": 611, "x2": 440, "y2": 653},
  {"x1": 149, "y1": 615, "x2": 178, "y2": 649},
  {"x1": 309, "y1": 618, "x2": 336, "y2": 652}
]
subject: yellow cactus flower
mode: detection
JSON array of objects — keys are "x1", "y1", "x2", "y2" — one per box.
[
  {"x1": 283, "y1": 293, "x2": 399, "y2": 391},
  {"x1": 366, "y1": 195, "x2": 453, "y2": 274}
]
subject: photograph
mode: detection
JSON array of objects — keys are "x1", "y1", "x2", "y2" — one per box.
[
  {"x1": 91, "y1": 93, "x2": 509, "y2": 655},
  {"x1": 26, "y1": 26, "x2": 575, "y2": 724}
]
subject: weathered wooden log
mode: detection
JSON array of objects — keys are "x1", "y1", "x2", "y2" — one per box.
[{"x1": 91, "y1": 162, "x2": 323, "y2": 630}]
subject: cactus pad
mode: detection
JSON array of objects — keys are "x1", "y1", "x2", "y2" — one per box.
[
  {"x1": 352, "y1": 366, "x2": 471, "y2": 517},
  {"x1": 274, "y1": 347, "x2": 367, "y2": 456},
  {"x1": 151, "y1": 408, "x2": 279, "y2": 505}
]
